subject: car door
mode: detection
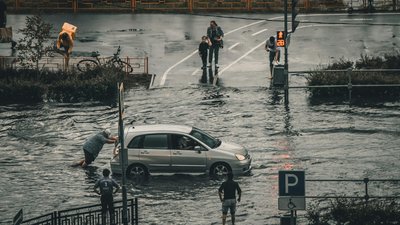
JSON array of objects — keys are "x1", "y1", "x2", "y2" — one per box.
[
  {"x1": 139, "y1": 133, "x2": 171, "y2": 172},
  {"x1": 170, "y1": 134, "x2": 207, "y2": 173}
]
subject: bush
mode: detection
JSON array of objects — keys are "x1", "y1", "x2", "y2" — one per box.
[
  {"x1": 306, "y1": 52, "x2": 400, "y2": 102},
  {"x1": 0, "y1": 67, "x2": 123, "y2": 104},
  {"x1": 305, "y1": 198, "x2": 400, "y2": 225},
  {"x1": 0, "y1": 80, "x2": 45, "y2": 104}
]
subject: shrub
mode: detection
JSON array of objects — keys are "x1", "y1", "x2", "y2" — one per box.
[
  {"x1": 0, "y1": 67, "x2": 124, "y2": 104},
  {"x1": 16, "y1": 14, "x2": 53, "y2": 70},
  {"x1": 306, "y1": 52, "x2": 400, "y2": 102},
  {"x1": 305, "y1": 198, "x2": 400, "y2": 225}
]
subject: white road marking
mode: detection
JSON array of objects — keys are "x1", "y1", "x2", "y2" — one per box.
[
  {"x1": 218, "y1": 23, "x2": 350, "y2": 76},
  {"x1": 160, "y1": 20, "x2": 266, "y2": 86},
  {"x1": 192, "y1": 68, "x2": 200, "y2": 76},
  {"x1": 160, "y1": 50, "x2": 198, "y2": 86},
  {"x1": 228, "y1": 42, "x2": 240, "y2": 50},
  {"x1": 219, "y1": 41, "x2": 265, "y2": 76},
  {"x1": 252, "y1": 28, "x2": 268, "y2": 36},
  {"x1": 340, "y1": 18, "x2": 373, "y2": 21},
  {"x1": 224, "y1": 20, "x2": 266, "y2": 35}
]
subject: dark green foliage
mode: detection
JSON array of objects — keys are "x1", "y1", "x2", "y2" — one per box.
[
  {"x1": 0, "y1": 67, "x2": 124, "y2": 104},
  {"x1": 17, "y1": 14, "x2": 53, "y2": 70},
  {"x1": 306, "y1": 199, "x2": 400, "y2": 225},
  {"x1": 306, "y1": 52, "x2": 400, "y2": 102}
]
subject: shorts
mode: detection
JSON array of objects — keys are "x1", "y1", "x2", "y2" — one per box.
[
  {"x1": 84, "y1": 149, "x2": 95, "y2": 165},
  {"x1": 222, "y1": 199, "x2": 236, "y2": 214}
]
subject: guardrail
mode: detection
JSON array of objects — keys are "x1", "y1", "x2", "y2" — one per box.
[
  {"x1": 6, "y1": 0, "x2": 399, "y2": 13},
  {"x1": 0, "y1": 56, "x2": 149, "y2": 74},
  {"x1": 20, "y1": 198, "x2": 138, "y2": 225},
  {"x1": 306, "y1": 178, "x2": 400, "y2": 202},
  {"x1": 288, "y1": 68, "x2": 400, "y2": 104}
]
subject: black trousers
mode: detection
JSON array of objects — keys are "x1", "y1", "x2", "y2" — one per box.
[
  {"x1": 200, "y1": 53, "x2": 208, "y2": 67},
  {"x1": 209, "y1": 45, "x2": 220, "y2": 64},
  {"x1": 101, "y1": 194, "x2": 115, "y2": 225}
]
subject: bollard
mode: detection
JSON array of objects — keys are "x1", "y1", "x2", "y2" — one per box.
[
  {"x1": 272, "y1": 64, "x2": 285, "y2": 86},
  {"x1": 280, "y1": 214, "x2": 296, "y2": 225}
]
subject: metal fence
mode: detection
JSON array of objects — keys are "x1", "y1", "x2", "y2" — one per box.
[
  {"x1": 21, "y1": 198, "x2": 139, "y2": 225},
  {"x1": 306, "y1": 178, "x2": 400, "y2": 202},
  {"x1": 0, "y1": 56, "x2": 149, "y2": 74},
  {"x1": 5, "y1": 0, "x2": 400, "y2": 13},
  {"x1": 288, "y1": 68, "x2": 400, "y2": 104}
]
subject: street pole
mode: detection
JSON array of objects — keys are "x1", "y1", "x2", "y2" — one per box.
[
  {"x1": 118, "y1": 83, "x2": 128, "y2": 225},
  {"x1": 284, "y1": 0, "x2": 289, "y2": 105}
]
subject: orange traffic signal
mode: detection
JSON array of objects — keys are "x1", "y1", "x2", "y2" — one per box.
[{"x1": 276, "y1": 31, "x2": 285, "y2": 47}]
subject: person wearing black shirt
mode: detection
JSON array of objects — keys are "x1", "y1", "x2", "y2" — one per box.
[
  {"x1": 94, "y1": 168, "x2": 120, "y2": 225},
  {"x1": 218, "y1": 173, "x2": 242, "y2": 225},
  {"x1": 199, "y1": 36, "x2": 211, "y2": 69},
  {"x1": 207, "y1": 20, "x2": 224, "y2": 68}
]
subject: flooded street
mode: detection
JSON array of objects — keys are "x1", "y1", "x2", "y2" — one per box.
[
  {"x1": 1, "y1": 86, "x2": 400, "y2": 224},
  {"x1": 1, "y1": 13, "x2": 400, "y2": 224}
]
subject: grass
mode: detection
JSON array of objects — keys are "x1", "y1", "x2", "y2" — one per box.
[{"x1": 306, "y1": 52, "x2": 400, "y2": 103}]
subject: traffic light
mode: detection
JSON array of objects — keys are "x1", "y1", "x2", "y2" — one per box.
[
  {"x1": 292, "y1": 0, "x2": 300, "y2": 32},
  {"x1": 276, "y1": 31, "x2": 285, "y2": 47}
]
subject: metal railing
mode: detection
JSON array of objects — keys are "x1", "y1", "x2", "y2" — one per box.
[
  {"x1": 6, "y1": 0, "x2": 399, "y2": 13},
  {"x1": 306, "y1": 178, "x2": 400, "y2": 202},
  {"x1": 288, "y1": 68, "x2": 400, "y2": 104},
  {"x1": 21, "y1": 198, "x2": 139, "y2": 225},
  {"x1": 0, "y1": 56, "x2": 149, "y2": 74}
]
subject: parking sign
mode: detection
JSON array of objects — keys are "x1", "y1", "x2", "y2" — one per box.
[
  {"x1": 278, "y1": 171, "x2": 306, "y2": 210},
  {"x1": 279, "y1": 170, "x2": 305, "y2": 196}
]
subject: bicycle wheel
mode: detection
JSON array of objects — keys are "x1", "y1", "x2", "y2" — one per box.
[
  {"x1": 112, "y1": 60, "x2": 133, "y2": 73},
  {"x1": 77, "y1": 59, "x2": 99, "y2": 72}
]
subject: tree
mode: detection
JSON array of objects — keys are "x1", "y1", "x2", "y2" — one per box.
[{"x1": 17, "y1": 14, "x2": 52, "y2": 70}]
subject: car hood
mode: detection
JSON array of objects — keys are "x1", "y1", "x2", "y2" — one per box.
[{"x1": 215, "y1": 141, "x2": 248, "y2": 155}]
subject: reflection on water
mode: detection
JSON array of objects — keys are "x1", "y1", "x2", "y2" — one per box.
[{"x1": 1, "y1": 86, "x2": 400, "y2": 224}]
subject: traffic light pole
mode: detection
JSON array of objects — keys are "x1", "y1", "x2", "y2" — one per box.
[
  {"x1": 284, "y1": 0, "x2": 289, "y2": 105},
  {"x1": 118, "y1": 83, "x2": 128, "y2": 225}
]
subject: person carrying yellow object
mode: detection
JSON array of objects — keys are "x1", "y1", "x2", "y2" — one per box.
[{"x1": 56, "y1": 32, "x2": 73, "y2": 58}]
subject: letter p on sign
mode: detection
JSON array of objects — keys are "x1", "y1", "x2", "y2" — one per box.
[{"x1": 279, "y1": 171, "x2": 305, "y2": 196}]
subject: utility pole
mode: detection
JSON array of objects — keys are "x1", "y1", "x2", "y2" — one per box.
[
  {"x1": 284, "y1": 0, "x2": 289, "y2": 105},
  {"x1": 284, "y1": 0, "x2": 300, "y2": 105},
  {"x1": 118, "y1": 83, "x2": 128, "y2": 225}
]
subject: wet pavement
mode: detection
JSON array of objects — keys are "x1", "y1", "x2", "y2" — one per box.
[{"x1": 0, "y1": 13, "x2": 400, "y2": 225}]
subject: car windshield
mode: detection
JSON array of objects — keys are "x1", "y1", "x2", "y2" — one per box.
[{"x1": 190, "y1": 127, "x2": 221, "y2": 148}]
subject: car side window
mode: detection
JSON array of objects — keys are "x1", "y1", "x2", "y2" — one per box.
[
  {"x1": 142, "y1": 134, "x2": 168, "y2": 149},
  {"x1": 127, "y1": 136, "x2": 142, "y2": 148},
  {"x1": 172, "y1": 134, "x2": 205, "y2": 151}
]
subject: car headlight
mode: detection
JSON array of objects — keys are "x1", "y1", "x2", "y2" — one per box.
[{"x1": 235, "y1": 154, "x2": 246, "y2": 161}]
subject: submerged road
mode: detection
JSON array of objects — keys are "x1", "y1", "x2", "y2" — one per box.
[{"x1": 0, "y1": 13, "x2": 399, "y2": 225}]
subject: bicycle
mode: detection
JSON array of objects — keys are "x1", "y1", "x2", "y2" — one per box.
[{"x1": 76, "y1": 46, "x2": 134, "y2": 73}]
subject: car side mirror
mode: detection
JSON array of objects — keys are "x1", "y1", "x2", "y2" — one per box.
[{"x1": 194, "y1": 146, "x2": 203, "y2": 152}]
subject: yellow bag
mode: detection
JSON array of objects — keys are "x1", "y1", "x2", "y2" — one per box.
[{"x1": 61, "y1": 22, "x2": 77, "y2": 40}]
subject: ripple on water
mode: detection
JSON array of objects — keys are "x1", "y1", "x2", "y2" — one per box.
[{"x1": 0, "y1": 87, "x2": 399, "y2": 224}]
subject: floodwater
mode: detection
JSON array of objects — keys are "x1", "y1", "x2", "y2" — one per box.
[
  {"x1": 1, "y1": 13, "x2": 400, "y2": 225},
  {"x1": 1, "y1": 86, "x2": 399, "y2": 224}
]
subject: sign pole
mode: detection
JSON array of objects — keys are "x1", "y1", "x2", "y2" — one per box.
[
  {"x1": 284, "y1": 0, "x2": 289, "y2": 105},
  {"x1": 118, "y1": 82, "x2": 128, "y2": 225}
]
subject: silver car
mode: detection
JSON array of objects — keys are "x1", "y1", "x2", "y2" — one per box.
[{"x1": 110, "y1": 124, "x2": 251, "y2": 179}]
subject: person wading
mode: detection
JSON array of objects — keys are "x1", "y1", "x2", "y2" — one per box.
[
  {"x1": 78, "y1": 129, "x2": 118, "y2": 168},
  {"x1": 207, "y1": 20, "x2": 224, "y2": 68},
  {"x1": 218, "y1": 173, "x2": 242, "y2": 225}
]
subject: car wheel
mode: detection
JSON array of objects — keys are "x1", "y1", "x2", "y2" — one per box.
[
  {"x1": 127, "y1": 164, "x2": 148, "y2": 182},
  {"x1": 210, "y1": 162, "x2": 231, "y2": 179}
]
